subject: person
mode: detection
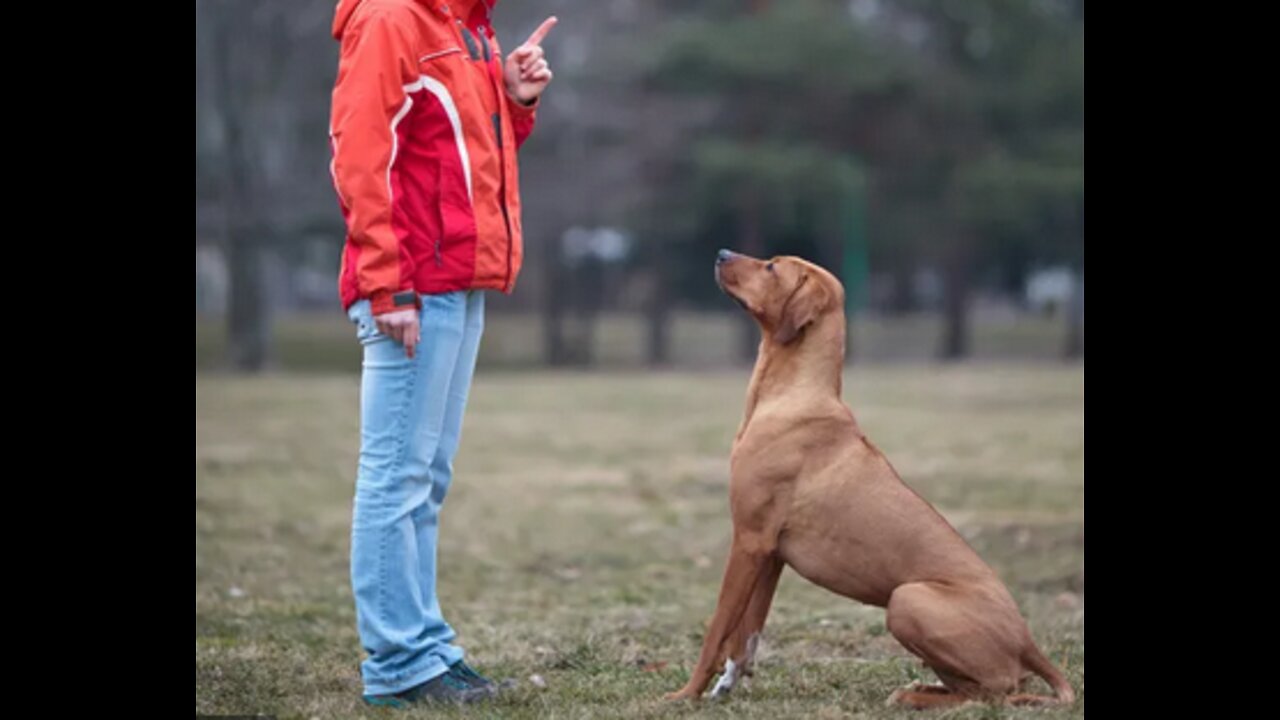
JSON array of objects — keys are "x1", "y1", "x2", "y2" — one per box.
[{"x1": 327, "y1": 0, "x2": 554, "y2": 706}]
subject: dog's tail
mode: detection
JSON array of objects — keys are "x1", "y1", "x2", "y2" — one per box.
[{"x1": 1023, "y1": 645, "x2": 1075, "y2": 704}]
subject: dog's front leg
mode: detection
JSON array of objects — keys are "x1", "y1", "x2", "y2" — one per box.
[
  {"x1": 665, "y1": 538, "x2": 773, "y2": 701},
  {"x1": 709, "y1": 555, "x2": 783, "y2": 698}
]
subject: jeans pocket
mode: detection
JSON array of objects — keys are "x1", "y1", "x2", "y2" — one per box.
[{"x1": 348, "y1": 299, "x2": 387, "y2": 346}]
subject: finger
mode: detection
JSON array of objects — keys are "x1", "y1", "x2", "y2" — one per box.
[
  {"x1": 524, "y1": 16, "x2": 557, "y2": 47},
  {"x1": 519, "y1": 46, "x2": 544, "y2": 72},
  {"x1": 389, "y1": 322, "x2": 405, "y2": 346},
  {"x1": 404, "y1": 326, "x2": 417, "y2": 359},
  {"x1": 529, "y1": 69, "x2": 552, "y2": 83},
  {"x1": 522, "y1": 58, "x2": 548, "y2": 77},
  {"x1": 510, "y1": 45, "x2": 534, "y2": 64},
  {"x1": 376, "y1": 319, "x2": 390, "y2": 337}
]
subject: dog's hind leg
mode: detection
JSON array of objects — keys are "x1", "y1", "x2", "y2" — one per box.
[
  {"x1": 885, "y1": 686, "x2": 977, "y2": 710},
  {"x1": 885, "y1": 582, "x2": 1037, "y2": 707},
  {"x1": 1005, "y1": 693, "x2": 1062, "y2": 707},
  {"x1": 887, "y1": 670, "x2": 983, "y2": 709}
]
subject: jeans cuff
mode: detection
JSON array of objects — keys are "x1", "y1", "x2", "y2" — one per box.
[{"x1": 362, "y1": 657, "x2": 449, "y2": 697}]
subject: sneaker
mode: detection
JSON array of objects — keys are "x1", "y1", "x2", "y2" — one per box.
[
  {"x1": 448, "y1": 659, "x2": 496, "y2": 691},
  {"x1": 362, "y1": 670, "x2": 495, "y2": 707}
]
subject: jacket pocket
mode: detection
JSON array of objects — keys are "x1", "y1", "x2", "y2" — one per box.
[{"x1": 436, "y1": 161, "x2": 477, "y2": 267}]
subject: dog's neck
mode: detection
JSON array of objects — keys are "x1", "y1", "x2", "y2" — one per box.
[{"x1": 737, "y1": 312, "x2": 846, "y2": 440}]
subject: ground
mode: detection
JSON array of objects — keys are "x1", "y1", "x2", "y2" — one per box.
[{"x1": 195, "y1": 364, "x2": 1084, "y2": 719}]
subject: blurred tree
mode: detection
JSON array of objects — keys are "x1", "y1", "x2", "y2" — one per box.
[
  {"x1": 197, "y1": 0, "x2": 341, "y2": 371},
  {"x1": 932, "y1": 0, "x2": 1084, "y2": 358},
  {"x1": 642, "y1": 0, "x2": 1082, "y2": 361},
  {"x1": 202, "y1": 0, "x2": 270, "y2": 371},
  {"x1": 194, "y1": 0, "x2": 1082, "y2": 367},
  {"x1": 643, "y1": 0, "x2": 893, "y2": 362}
]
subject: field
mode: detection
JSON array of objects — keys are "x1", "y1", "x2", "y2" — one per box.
[{"x1": 195, "y1": 364, "x2": 1084, "y2": 718}]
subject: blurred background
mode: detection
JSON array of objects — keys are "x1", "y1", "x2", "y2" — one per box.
[{"x1": 195, "y1": 0, "x2": 1083, "y2": 372}]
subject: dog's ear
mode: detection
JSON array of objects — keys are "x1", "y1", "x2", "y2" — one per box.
[{"x1": 774, "y1": 273, "x2": 830, "y2": 344}]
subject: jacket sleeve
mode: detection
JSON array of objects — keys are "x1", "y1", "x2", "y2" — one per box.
[
  {"x1": 488, "y1": 29, "x2": 538, "y2": 150},
  {"x1": 507, "y1": 93, "x2": 538, "y2": 150},
  {"x1": 329, "y1": 9, "x2": 420, "y2": 316}
]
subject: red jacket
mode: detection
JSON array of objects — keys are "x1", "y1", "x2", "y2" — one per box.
[{"x1": 329, "y1": 0, "x2": 534, "y2": 316}]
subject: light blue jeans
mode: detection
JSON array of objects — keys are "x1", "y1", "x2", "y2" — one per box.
[{"x1": 346, "y1": 290, "x2": 485, "y2": 696}]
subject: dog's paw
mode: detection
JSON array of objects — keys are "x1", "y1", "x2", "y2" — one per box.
[
  {"x1": 885, "y1": 687, "x2": 906, "y2": 707},
  {"x1": 885, "y1": 683, "x2": 926, "y2": 707},
  {"x1": 663, "y1": 687, "x2": 701, "y2": 702},
  {"x1": 709, "y1": 659, "x2": 740, "y2": 699}
]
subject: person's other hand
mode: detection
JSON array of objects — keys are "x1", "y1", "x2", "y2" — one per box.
[{"x1": 374, "y1": 309, "x2": 420, "y2": 359}]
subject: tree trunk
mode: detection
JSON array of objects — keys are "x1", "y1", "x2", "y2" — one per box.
[
  {"x1": 575, "y1": 257, "x2": 604, "y2": 368},
  {"x1": 939, "y1": 242, "x2": 971, "y2": 361},
  {"x1": 1063, "y1": 270, "x2": 1083, "y2": 359},
  {"x1": 737, "y1": 194, "x2": 764, "y2": 364},
  {"x1": 542, "y1": 229, "x2": 569, "y2": 366},
  {"x1": 645, "y1": 262, "x2": 670, "y2": 367},
  {"x1": 890, "y1": 255, "x2": 915, "y2": 315},
  {"x1": 210, "y1": 0, "x2": 270, "y2": 372}
]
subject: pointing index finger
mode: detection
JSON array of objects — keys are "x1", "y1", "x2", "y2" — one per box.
[{"x1": 524, "y1": 16, "x2": 557, "y2": 47}]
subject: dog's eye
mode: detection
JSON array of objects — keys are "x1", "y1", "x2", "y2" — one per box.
[{"x1": 766, "y1": 262, "x2": 775, "y2": 272}]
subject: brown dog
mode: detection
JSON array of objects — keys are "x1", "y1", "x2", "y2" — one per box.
[{"x1": 664, "y1": 251, "x2": 1074, "y2": 709}]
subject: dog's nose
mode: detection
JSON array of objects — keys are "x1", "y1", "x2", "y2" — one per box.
[{"x1": 717, "y1": 249, "x2": 736, "y2": 265}]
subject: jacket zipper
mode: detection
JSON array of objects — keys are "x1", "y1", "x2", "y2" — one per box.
[
  {"x1": 452, "y1": 17, "x2": 515, "y2": 291},
  {"x1": 480, "y1": 24, "x2": 515, "y2": 292}
]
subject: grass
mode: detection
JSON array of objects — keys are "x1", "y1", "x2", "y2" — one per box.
[{"x1": 195, "y1": 365, "x2": 1084, "y2": 718}]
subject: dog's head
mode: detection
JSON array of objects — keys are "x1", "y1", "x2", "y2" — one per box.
[{"x1": 715, "y1": 250, "x2": 845, "y2": 345}]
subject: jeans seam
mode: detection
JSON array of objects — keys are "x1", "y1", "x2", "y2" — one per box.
[{"x1": 375, "y1": 335, "x2": 419, "y2": 630}]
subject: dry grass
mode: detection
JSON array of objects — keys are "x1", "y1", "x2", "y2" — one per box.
[{"x1": 195, "y1": 364, "x2": 1084, "y2": 718}]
